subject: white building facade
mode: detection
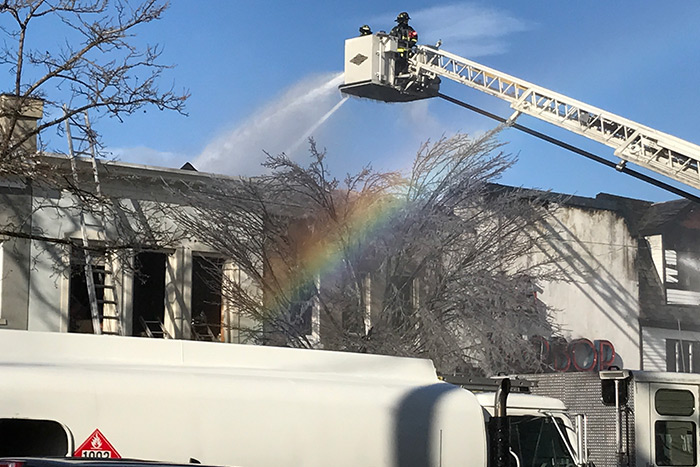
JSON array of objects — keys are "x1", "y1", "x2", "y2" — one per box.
[
  {"x1": 1, "y1": 99, "x2": 699, "y2": 373},
  {"x1": 0, "y1": 155, "x2": 261, "y2": 343},
  {"x1": 530, "y1": 193, "x2": 700, "y2": 373}
]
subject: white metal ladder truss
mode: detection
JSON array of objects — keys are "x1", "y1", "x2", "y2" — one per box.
[{"x1": 409, "y1": 45, "x2": 700, "y2": 191}]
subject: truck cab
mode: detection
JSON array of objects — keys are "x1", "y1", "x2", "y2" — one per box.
[{"x1": 476, "y1": 392, "x2": 582, "y2": 467}]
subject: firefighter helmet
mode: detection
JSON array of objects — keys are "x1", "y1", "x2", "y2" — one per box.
[
  {"x1": 396, "y1": 12, "x2": 410, "y2": 22},
  {"x1": 359, "y1": 24, "x2": 372, "y2": 35}
]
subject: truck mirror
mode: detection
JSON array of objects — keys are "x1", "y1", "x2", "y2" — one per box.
[{"x1": 601, "y1": 379, "x2": 628, "y2": 405}]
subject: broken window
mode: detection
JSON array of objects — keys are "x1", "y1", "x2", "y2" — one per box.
[
  {"x1": 68, "y1": 247, "x2": 105, "y2": 334},
  {"x1": 191, "y1": 254, "x2": 224, "y2": 341},
  {"x1": 132, "y1": 251, "x2": 167, "y2": 337}
]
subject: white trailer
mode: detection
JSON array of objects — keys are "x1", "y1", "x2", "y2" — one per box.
[
  {"x1": 0, "y1": 330, "x2": 581, "y2": 467},
  {"x1": 522, "y1": 370, "x2": 700, "y2": 467}
]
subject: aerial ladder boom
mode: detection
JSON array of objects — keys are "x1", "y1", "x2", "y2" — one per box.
[{"x1": 340, "y1": 35, "x2": 700, "y2": 193}]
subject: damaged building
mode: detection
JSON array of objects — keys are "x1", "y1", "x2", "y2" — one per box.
[
  {"x1": 526, "y1": 191, "x2": 700, "y2": 371},
  {"x1": 0, "y1": 97, "x2": 699, "y2": 374}
]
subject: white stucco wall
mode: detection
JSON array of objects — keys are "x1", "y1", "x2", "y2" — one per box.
[
  {"x1": 26, "y1": 188, "x2": 79, "y2": 332},
  {"x1": 536, "y1": 205, "x2": 641, "y2": 369}
]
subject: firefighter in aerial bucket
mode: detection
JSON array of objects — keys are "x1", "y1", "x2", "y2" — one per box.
[
  {"x1": 390, "y1": 12, "x2": 417, "y2": 75},
  {"x1": 359, "y1": 24, "x2": 372, "y2": 36}
]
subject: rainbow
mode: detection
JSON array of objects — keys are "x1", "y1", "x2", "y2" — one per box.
[{"x1": 268, "y1": 189, "x2": 406, "y2": 319}]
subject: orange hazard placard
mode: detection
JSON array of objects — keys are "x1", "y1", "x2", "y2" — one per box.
[{"x1": 74, "y1": 429, "x2": 121, "y2": 458}]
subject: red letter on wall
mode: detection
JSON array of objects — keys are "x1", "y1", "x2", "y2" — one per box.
[
  {"x1": 569, "y1": 338, "x2": 598, "y2": 372},
  {"x1": 596, "y1": 340, "x2": 616, "y2": 370}
]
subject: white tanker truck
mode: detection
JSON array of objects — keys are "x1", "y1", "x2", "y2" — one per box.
[{"x1": 0, "y1": 330, "x2": 584, "y2": 467}]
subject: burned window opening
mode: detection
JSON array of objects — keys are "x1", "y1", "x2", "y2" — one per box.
[
  {"x1": 68, "y1": 247, "x2": 105, "y2": 334},
  {"x1": 192, "y1": 255, "x2": 224, "y2": 341},
  {"x1": 289, "y1": 279, "x2": 316, "y2": 337},
  {"x1": 132, "y1": 251, "x2": 167, "y2": 337},
  {"x1": 388, "y1": 275, "x2": 416, "y2": 329}
]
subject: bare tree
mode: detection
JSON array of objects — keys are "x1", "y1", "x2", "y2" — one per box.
[
  {"x1": 172, "y1": 130, "x2": 566, "y2": 375},
  {"x1": 0, "y1": 0, "x2": 187, "y2": 176},
  {"x1": 0, "y1": 1, "x2": 190, "y2": 337},
  {"x1": 0, "y1": 0, "x2": 190, "y2": 261}
]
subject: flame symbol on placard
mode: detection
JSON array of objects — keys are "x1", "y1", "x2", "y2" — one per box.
[{"x1": 91, "y1": 434, "x2": 103, "y2": 450}]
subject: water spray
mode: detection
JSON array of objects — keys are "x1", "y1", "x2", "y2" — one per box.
[{"x1": 287, "y1": 95, "x2": 349, "y2": 156}]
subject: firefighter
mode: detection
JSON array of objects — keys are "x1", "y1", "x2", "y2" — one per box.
[
  {"x1": 359, "y1": 24, "x2": 372, "y2": 36},
  {"x1": 390, "y1": 12, "x2": 417, "y2": 75}
]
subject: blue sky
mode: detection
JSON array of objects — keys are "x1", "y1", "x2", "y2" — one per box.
[{"x1": 37, "y1": 2, "x2": 700, "y2": 202}]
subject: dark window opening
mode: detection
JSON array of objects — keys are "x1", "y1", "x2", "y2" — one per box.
[
  {"x1": 132, "y1": 252, "x2": 167, "y2": 337},
  {"x1": 68, "y1": 247, "x2": 105, "y2": 334},
  {"x1": 0, "y1": 418, "x2": 71, "y2": 456},
  {"x1": 289, "y1": 280, "x2": 315, "y2": 336},
  {"x1": 388, "y1": 276, "x2": 415, "y2": 329},
  {"x1": 342, "y1": 302, "x2": 366, "y2": 336},
  {"x1": 342, "y1": 309, "x2": 365, "y2": 335},
  {"x1": 666, "y1": 340, "x2": 700, "y2": 374},
  {"x1": 342, "y1": 273, "x2": 370, "y2": 336},
  {"x1": 192, "y1": 255, "x2": 224, "y2": 341}
]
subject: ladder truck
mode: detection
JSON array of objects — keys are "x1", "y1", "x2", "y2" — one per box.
[
  {"x1": 340, "y1": 34, "x2": 700, "y2": 467},
  {"x1": 339, "y1": 33, "x2": 700, "y2": 202}
]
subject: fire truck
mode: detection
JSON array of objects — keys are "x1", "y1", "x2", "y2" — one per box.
[
  {"x1": 444, "y1": 370, "x2": 700, "y2": 467},
  {"x1": 525, "y1": 370, "x2": 700, "y2": 467},
  {"x1": 340, "y1": 32, "x2": 700, "y2": 467}
]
